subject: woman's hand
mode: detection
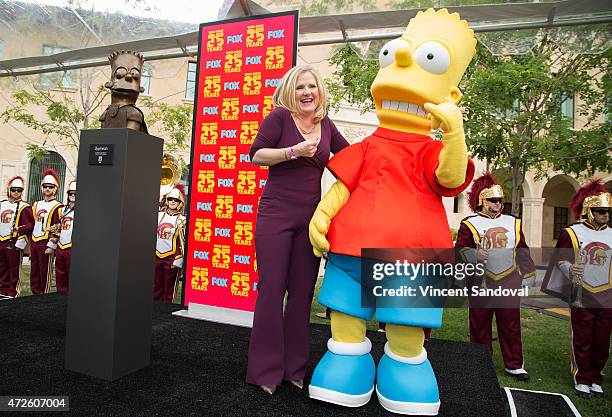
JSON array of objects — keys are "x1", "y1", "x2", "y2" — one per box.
[{"x1": 293, "y1": 137, "x2": 320, "y2": 158}]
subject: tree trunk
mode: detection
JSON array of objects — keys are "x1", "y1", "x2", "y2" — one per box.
[{"x1": 511, "y1": 162, "x2": 524, "y2": 217}]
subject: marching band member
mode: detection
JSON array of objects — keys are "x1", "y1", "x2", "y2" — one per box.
[
  {"x1": 456, "y1": 172, "x2": 536, "y2": 381},
  {"x1": 0, "y1": 176, "x2": 34, "y2": 297},
  {"x1": 30, "y1": 169, "x2": 62, "y2": 294},
  {"x1": 544, "y1": 179, "x2": 611, "y2": 398},
  {"x1": 50, "y1": 179, "x2": 76, "y2": 293},
  {"x1": 155, "y1": 184, "x2": 186, "y2": 302}
]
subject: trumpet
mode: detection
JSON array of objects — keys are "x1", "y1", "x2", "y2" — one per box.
[{"x1": 46, "y1": 223, "x2": 61, "y2": 237}]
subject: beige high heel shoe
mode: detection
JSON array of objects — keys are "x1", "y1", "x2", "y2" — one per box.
[
  {"x1": 288, "y1": 379, "x2": 303, "y2": 389},
  {"x1": 260, "y1": 384, "x2": 276, "y2": 395}
]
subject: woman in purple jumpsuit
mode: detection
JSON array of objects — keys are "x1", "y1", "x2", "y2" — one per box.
[{"x1": 246, "y1": 65, "x2": 349, "y2": 394}]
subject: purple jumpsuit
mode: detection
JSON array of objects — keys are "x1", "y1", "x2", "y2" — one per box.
[{"x1": 246, "y1": 107, "x2": 349, "y2": 386}]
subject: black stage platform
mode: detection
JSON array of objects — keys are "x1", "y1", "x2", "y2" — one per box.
[{"x1": 0, "y1": 294, "x2": 507, "y2": 416}]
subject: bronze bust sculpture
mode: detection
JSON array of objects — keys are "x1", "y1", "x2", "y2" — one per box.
[{"x1": 100, "y1": 50, "x2": 148, "y2": 133}]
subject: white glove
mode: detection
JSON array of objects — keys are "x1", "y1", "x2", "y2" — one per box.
[
  {"x1": 47, "y1": 240, "x2": 58, "y2": 250},
  {"x1": 172, "y1": 258, "x2": 183, "y2": 268},
  {"x1": 15, "y1": 238, "x2": 27, "y2": 250},
  {"x1": 522, "y1": 276, "x2": 535, "y2": 288}
]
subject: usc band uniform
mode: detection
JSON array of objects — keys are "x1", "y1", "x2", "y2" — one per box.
[
  {"x1": 30, "y1": 169, "x2": 62, "y2": 294},
  {"x1": 0, "y1": 176, "x2": 34, "y2": 297}
]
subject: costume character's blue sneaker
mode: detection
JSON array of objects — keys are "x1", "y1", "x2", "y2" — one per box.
[
  {"x1": 308, "y1": 338, "x2": 376, "y2": 407},
  {"x1": 376, "y1": 343, "x2": 440, "y2": 415}
]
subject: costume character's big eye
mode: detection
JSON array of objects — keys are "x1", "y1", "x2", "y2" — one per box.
[
  {"x1": 378, "y1": 38, "x2": 408, "y2": 68},
  {"x1": 414, "y1": 42, "x2": 450, "y2": 74}
]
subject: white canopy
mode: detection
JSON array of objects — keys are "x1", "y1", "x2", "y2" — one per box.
[{"x1": 0, "y1": 0, "x2": 609, "y2": 77}]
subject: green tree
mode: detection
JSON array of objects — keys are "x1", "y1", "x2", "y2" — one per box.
[
  {"x1": 0, "y1": 78, "x2": 107, "y2": 158},
  {"x1": 462, "y1": 30, "x2": 611, "y2": 215},
  {"x1": 140, "y1": 97, "x2": 193, "y2": 154},
  {"x1": 1, "y1": 81, "x2": 194, "y2": 161},
  {"x1": 325, "y1": 31, "x2": 611, "y2": 216}
]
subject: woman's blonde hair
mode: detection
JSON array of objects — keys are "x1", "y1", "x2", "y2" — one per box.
[{"x1": 272, "y1": 64, "x2": 328, "y2": 123}]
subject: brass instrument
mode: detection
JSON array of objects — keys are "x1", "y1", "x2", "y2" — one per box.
[
  {"x1": 46, "y1": 205, "x2": 74, "y2": 239},
  {"x1": 47, "y1": 223, "x2": 61, "y2": 237},
  {"x1": 6, "y1": 199, "x2": 21, "y2": 249},
  {"x1": 160, "y1": 153, "x2": 181, "y2": 205},
  {"x1": 478, "y1": 230, "x2": 490, "y2": 289},
  {"x1": 570, "y1": 245, "x2": 587, "y2": 307}
]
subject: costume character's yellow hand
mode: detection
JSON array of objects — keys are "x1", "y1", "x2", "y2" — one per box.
[
  {"x1": 309, "y1": 180, "x2": 350, "y2": 257},
  {"x1": 425, "y1": 102, "x2": 468, "y2": 189}
]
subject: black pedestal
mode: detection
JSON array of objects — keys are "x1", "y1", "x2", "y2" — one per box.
[{"x1": 65, "y1": 128, "x2": 163, "y2": 381}]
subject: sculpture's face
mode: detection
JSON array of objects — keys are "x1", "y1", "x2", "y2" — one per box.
[
  {"x1": 107, "y1": 53, "x2": 144, "y2": 94},
  {"x1": 371, "y1": 9, "x2": 476, "y2": 132}
]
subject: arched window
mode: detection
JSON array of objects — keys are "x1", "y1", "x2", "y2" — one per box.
[{"x1": 27, "y1": 151, "x2": 67, "y2": 203}]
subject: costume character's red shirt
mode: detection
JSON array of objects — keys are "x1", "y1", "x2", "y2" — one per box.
[{"x1": 327, "y1": 127, "x2": 475, "y2": 257}]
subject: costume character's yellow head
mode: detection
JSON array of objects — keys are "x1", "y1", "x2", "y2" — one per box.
[{"x1": 371, "y1": 8, "x2": 476, "y2": 134}]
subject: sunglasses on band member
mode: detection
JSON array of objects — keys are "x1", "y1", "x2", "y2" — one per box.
[
  {"x1": 591, "y1": 208, "x2": 610, "y2": 215},
  {"x1": 167, "y1": 197, "x2": 181, "y2": 203},
  {"x1": 68, "y1": 192, "x2": 76, "y2": 197},
  {"x1": 42, "y1": 185, "x2": 56, "y2": 189},
  {"x1": 486, "y1": 198, "x2": 503, "y2": 204},
  {"x1": 10, "y1": 188, "x2": 23, "y2": 192}
]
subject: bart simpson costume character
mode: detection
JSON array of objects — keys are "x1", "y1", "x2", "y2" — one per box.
[{"x1": 307, "y1": 9, "x2": 476, "y2": 415}]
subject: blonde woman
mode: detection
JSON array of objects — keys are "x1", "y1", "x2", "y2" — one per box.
[{"x1": 246, "y1": 65, "x2": 349, "y2": 394}]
